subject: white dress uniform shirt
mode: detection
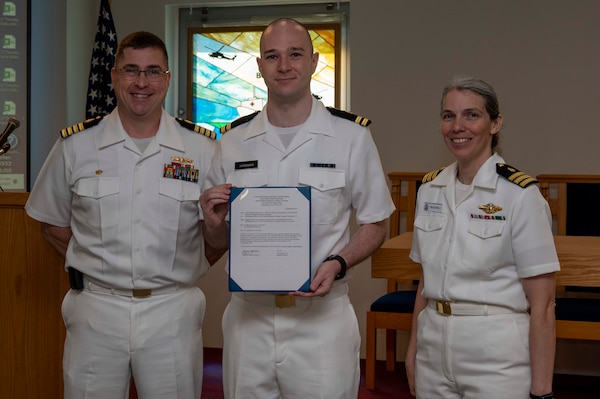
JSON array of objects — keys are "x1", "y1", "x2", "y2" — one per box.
[
  {"x1": 208, "y1": 97, "x2": 395, "y2": 278},
  {"x1": 26, "y1": 109, "x2": 217, "y2": 289},
  {"x1": 410, "y1": 153, "x2": 560, "y2": 311}
]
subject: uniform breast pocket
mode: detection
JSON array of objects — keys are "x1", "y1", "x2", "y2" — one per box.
[
  {"x1": 413, "y1": 214, "x2": 446, "y2": 262},
  {"x1": 464, "y1": 219, "x2": 505, "y2": 270},
  {"x1": 72, "y1": 177, "x2": 120, "y2": 229},
  {"x1": 299, "y1": 168, "x2": 345, "y2": 225},
  {"x1": 159, "y1": 178, "x2": 201, "y2": 231}
]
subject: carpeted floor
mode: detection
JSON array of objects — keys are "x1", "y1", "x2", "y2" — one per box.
[{"x1": 197, "y1": 347, "x2": 600, "y2": 399}]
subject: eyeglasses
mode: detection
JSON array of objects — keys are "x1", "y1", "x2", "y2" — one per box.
[{"x1": 115, "y1": 66, "x2": 170, "y2": 81}]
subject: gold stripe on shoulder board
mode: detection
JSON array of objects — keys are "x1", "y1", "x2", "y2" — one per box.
[
  {"x1": 326, "y1": 107, "x2": 372, "y2": 126},
  {"x1": 422, "y1": 167, "x2": 445, "y2": 183},
  {"x1": 219, "y1": 111, "x2": 260, "y2": 135},
  {"x1": 175, "y1": 117, "x2": 217, "y2": 140},
  {"x1": 60, "y1": 115, "x2": 104, "y2": 138},
  {"x1": 496, "y1": 163, "x2": 537, "y2": 188}
]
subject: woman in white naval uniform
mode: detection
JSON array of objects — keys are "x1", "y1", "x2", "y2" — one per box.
[{"x1": 405, "y1": 77, "x2": 559, "y2": 399}]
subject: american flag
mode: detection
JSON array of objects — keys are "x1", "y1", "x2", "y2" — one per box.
[{"x1": 85, "y1": 0, "x2": 118, "y2": 118}]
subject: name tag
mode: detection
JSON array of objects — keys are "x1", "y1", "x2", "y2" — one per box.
[
  {"x1": 424, "y1": 202, "x2": 443, "y2": 213},
  {"x1": 310, "y1": 163, "x2": 336, "y2": 168},
  {"x1": 235, "y1": 160, "x2": 258, "y2": 170}
]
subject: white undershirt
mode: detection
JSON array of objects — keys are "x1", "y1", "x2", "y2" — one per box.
[
  {"x1": 268, "y1": 121, "x2": 303, "y2": 149},
  {"x1": 455, "y1": 178, "x2": 473, "y2": 205},
  {"x1": 132, "y1": 137, "x2": 153, "y2": 154}
]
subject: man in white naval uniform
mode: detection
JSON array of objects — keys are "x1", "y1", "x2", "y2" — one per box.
[
  {"x1": 26, "y1": 31, "x2": 218, "y2": 399},
  {"x1": 200, "y1": 18, "x2": 395, "y2": 399}
]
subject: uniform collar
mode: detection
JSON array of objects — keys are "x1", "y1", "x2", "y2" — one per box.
[
  {"x1": 98, "y1": 109, "x2": 184, "y2": 152},
  {"x1": 243, "y1": 97, "x2": 335, "y2": 141},
  {"x1": 156, "y1": 110, "x2": 185, "y2": 152},
  {"x1": 432, "y1": 152, "x2": 505, "y2": 189},
  {"x1": 97, "y1": 110, "x2": 126, "y2": 148},
  {"x1": 306, "y1": 97, "x2": 336, "y2": 137}
]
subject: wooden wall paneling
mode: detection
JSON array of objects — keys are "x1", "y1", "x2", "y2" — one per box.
[{"x1": 0, "y1": 193, "x2": 69, "y2": 398}]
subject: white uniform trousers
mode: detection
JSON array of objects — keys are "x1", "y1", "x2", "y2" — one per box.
[
  {"x1": 222, "y1": 283, "x2": 360, "y2": 399},
  {"x1": 415, "y1": 306, "x2": 531, "y2": 399},
  {"x1": 61, "y1": 286, "x2": 206, "y2": 399}
]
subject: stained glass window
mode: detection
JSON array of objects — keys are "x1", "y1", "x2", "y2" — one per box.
[{"x1": 187, "y1": 24, "x2": 340, "y2": 138}]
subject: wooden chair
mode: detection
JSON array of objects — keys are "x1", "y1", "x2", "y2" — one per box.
[
  {"x1": 365, "y1": 172, "x2": 425, "y2": 390},
  {"x1": 536, "y1": 174, "x2": 600, "y2": 341}
]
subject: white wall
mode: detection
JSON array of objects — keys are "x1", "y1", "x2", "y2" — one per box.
[
  {"x1": 32, "y1": 0, "x2": 600, "y2": 376},
  {"x1": 351, "y1": 0, "x2": 600, "y2": 178}
]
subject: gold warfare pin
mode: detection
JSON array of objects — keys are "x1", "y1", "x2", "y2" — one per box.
[{"x1": 478, "y1": 203, "x2": 502, "y2": 214}]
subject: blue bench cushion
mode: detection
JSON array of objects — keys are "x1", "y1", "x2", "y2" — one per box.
[
  {"x1": 370, "y1": 290, "x2": 416, "y2": 313},
  {"x1": 555, "y1": 297, "x2": 600, "y2": 322}
]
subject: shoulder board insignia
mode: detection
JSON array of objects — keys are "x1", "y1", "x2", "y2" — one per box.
[
  {"x1": 60, "y1": 115, "x2": 104, "y2": 138},
  {"x1": 326, "y1": 107, "x2": 371, "y2": 126},
  {"x1": 422, "y1": 167, "x2": 446, "y2": 183},
  {"x1": 496, "y1": 163, "x2": 537, "y2": 188},
  {"x1": 219, "y1": 111, "x2": 260, "y2": 135},
  {"x1": 175, "y1": 118, "x2": 217, "y2": 140}
]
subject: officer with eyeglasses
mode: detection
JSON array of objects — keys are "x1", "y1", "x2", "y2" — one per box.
[
  {"x1": 26, "y1": 31, "x2": 219, "y2": 399},
  {"x1": 114, "y1": 65, "x2": 170, "y2": 81}
]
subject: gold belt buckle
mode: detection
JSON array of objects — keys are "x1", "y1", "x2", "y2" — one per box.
[
  {"x1": 132, "y1": 289, "x2": 152, "y2": 298},
  {"x1": 275, "y1": 294, "x2": 296, "y2": 308},
  {"x1": 436, "y1": 301, "x2": 452, "y2": 315}
]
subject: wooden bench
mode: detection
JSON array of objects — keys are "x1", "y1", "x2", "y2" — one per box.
[
  {"x1": 550, "y1": 236, "x2": 600, "y2": 341},
  {"x1": 536, "y1": 174, "x2": 600, "y2": 340}
]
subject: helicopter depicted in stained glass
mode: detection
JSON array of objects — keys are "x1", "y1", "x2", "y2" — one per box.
[{"x1": 206, "y1": 46, "x2": 237, "y2": 61}]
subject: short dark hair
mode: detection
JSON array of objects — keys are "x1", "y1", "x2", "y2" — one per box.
[{"x1": 115, "y1": 31, "x2": 168, "y2": 67}]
